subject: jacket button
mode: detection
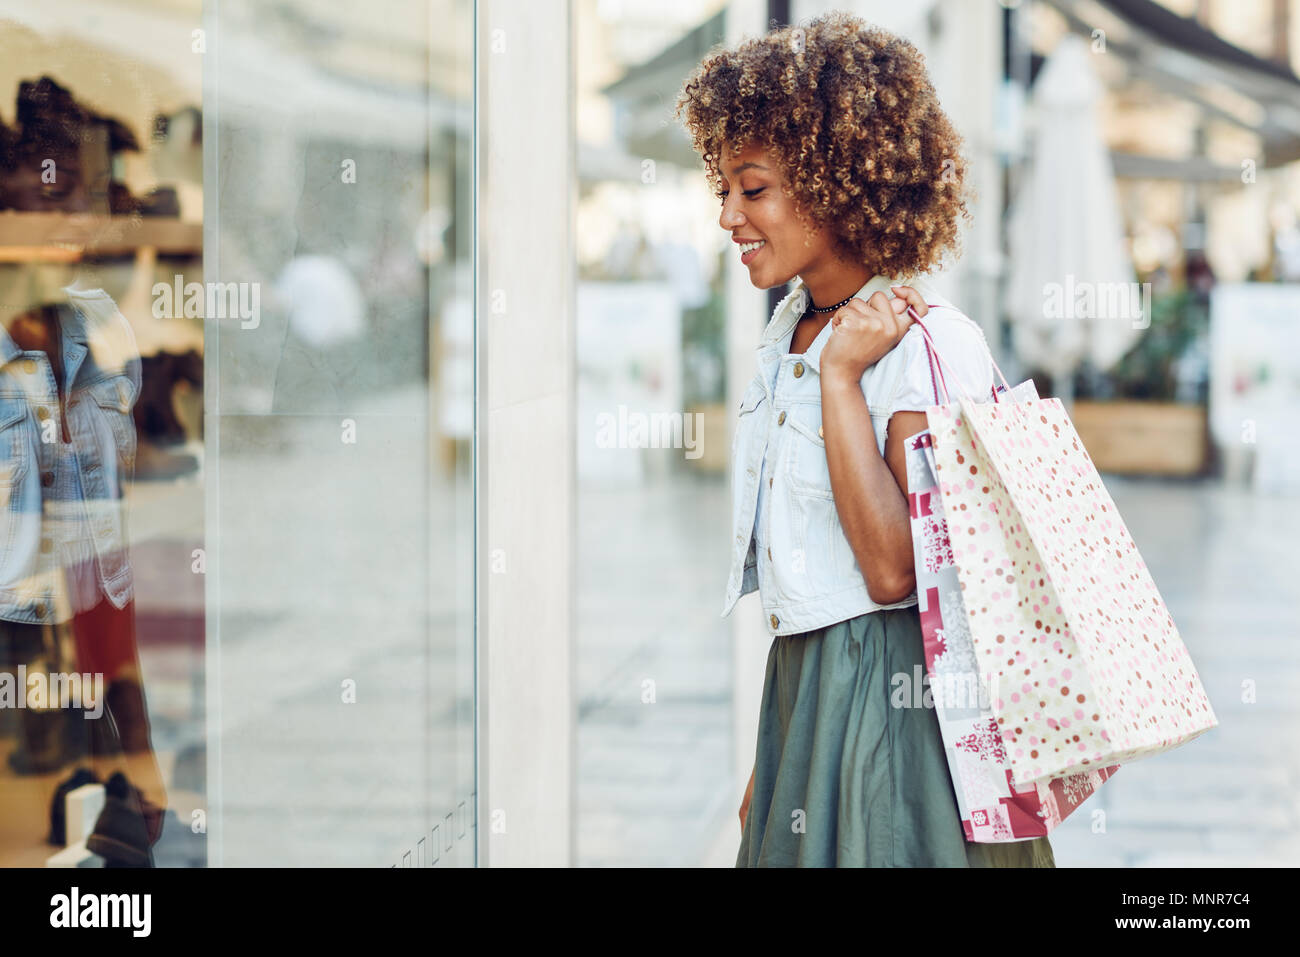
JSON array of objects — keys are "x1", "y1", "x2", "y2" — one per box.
[
  {"x1": 793, "y1": 361, "x2": 804, "y2": 377},
  {"x1": 40, "y1": 537, "x2": 52, "y2": 554},
  {"x1": 36, "y1": 406, "x2": 51, "y2": 421},
  {"x1": 34, "y1": 603, "x2": 46, "y2": 618},
  {"x1": 767, "y1": 546, "x2": 772, "y2": 560},
  {"x1": 777, "y1": 410, "x2": 786, "y2": 425},
  {"x1": 41, "y1": 471, "x2": 54, "y2": 487},
  {"x1": 770, "y1": 614, "x2": 779, "y2": 628},
  {"x1": 21, "y1": 359, "x2": 36, "y2": 374},
  {"x1": 768, "y1": 476, "x2": 772, "y2": 488}
]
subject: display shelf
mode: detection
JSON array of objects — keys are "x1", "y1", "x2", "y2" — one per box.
[{"x1": 0, "y1": 211, "x2": 201, "y2": 260}]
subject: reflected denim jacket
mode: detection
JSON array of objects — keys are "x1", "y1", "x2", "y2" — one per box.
[
  {"x1": 721, "y1": 273, "x2": 995, "y2": 637},
  {"x1": 0, "y1": 287, "x2": 141, "y2": 623}
]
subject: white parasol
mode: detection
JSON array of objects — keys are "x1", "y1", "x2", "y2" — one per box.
[{"x1": 1005, "y1": 34, "x2": 1143, "y2": 402}]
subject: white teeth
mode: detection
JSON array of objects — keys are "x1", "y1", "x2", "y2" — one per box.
[{"x1": 740, "y1": 240, "x2": 766, "y2": 254}]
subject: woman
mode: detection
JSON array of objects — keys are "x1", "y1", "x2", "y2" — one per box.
[{"x1": 676, "y1": 12, "x2": 1055, "y2": 867}]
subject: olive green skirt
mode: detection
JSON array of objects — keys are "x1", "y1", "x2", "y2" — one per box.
[{"x1": 736, "y1": 605, "x2": 1056, "y2": 867}]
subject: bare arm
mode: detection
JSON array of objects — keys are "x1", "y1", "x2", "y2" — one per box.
[
  {"x1": 821, "y1": 375, "x2": 921, "y2": 604},
  {"x1": 818, "y1": 285, "x2": 932, "y2": 605}
]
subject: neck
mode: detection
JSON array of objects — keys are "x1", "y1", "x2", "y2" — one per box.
[{"x1": 798, "y1": 257, "x2": 875, "y2": 313}]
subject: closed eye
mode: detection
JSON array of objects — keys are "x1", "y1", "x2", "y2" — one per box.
[{"x1": 717, "y1": 187, "x2": 765, "y2": 202}]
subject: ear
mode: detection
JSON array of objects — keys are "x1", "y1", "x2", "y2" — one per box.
[{"x1": 884, "y1": 410, "x2": 930, "y2": 497}]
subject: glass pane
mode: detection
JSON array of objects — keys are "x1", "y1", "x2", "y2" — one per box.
[
  {"x1": 0, "y1": 0, "x2": 475, "y2": 868},
  {"x1": 575, "y1": 1, "x2": 733, "y2": 867}
]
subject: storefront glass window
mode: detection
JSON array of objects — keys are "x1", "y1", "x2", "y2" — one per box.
[{"x1": 0, "y1": 0, "x2": 475, "y2": 868}]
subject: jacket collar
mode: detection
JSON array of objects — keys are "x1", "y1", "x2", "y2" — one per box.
[
  {"x1": 757, "y1": 273, "x2": 910, "y2": 376},
  {"x1": 0, "y1": 288, "x2": 97, "y2": 371}
]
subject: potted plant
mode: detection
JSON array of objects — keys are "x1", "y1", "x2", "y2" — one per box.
[{"x1": 1070, "y1": 284, "x2": 1210, "y2": 476}]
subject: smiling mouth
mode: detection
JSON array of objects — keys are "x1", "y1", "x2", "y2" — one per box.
[{"x1": 740, "y1": 239, "x2": 766, "y2": 265}]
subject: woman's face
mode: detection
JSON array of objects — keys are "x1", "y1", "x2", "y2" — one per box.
[{"x1": 717, "y1": 141, "x2": 839, "y2": 289}]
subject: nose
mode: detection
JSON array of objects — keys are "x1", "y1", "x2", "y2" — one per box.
[{"x1": 718, "y1": 190, "x2": 744, "y2": 231}]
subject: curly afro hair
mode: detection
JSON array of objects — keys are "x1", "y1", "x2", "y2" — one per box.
[{"x1": 674, "y1": 11, "x2": 970, "y2": 278}]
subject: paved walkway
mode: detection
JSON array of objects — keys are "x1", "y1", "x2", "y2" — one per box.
[
  {"x1": 578, "y1": 469, "x2": 1300, "y2": 867},
  {"x1": 11, "y1": 450, "x2": 1286, "y2": 866}
]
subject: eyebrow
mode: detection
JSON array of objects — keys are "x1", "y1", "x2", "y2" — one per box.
[{"x1": 724, "y1": 161, "x2": 768, "y2": 176}]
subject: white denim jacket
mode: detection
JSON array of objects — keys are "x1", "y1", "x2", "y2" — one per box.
[{"x1": 721, "y1": 273, "x2": 996, "y2": 637}]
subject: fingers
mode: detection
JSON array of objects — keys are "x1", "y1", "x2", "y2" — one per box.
[
  {"x1": 863, "y1": 291, "x2": 911, "y2": 335},
  {"x1": 833, "y1": 295, "x2": 890, "y2": 333},
  {"x1": 890, "y1": 285, "x2": 928, "y2": 317},
  {"x1": 823, "y1": 291, "x2": 913, "y2": 372},
  {"x1": 867, "y1": 290, "x2": 892, "y2": 313},
  {"x1": 833, "y1": 290, "x2": 916, "y2": 338}
]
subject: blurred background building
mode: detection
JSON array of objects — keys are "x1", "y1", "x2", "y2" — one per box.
[{"x1": 575, "y1": 0, "x2": 1300, "y2": 868}]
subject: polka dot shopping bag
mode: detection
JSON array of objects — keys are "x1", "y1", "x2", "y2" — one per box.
[
  {"x1": 911, "y1": 310, "x2": 1217, "y2": 788},
  {"x1": 907, "y1": 426, "x2": 1119, "y2": 842}
]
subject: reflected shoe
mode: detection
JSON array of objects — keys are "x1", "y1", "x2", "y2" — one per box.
[
  {"x1": 47, "y1": 766, "x2": 98, "y2": 845},
  {"x1": 6, "y1": 706, "x2": 68, "y2": 775},
  {"x1": 85, "y1": 772, "x2": 158, "y2": 867}
]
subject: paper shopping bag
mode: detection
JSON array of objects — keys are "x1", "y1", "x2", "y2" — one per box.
[
  {"x1": 923, "y1": 382, "x2": 1217, "y2": 787},
  {"x1": 906, "y1": 428, "x2": 1118, "y2": 841}
]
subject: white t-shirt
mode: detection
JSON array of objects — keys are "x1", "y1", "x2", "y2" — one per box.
[{"x1": 888, "y1": 306, "x2": 997, "y2": 416}]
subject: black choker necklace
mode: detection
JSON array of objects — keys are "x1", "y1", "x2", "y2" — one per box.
[{"x1": 806, "y1": 293, "x2": 857, "y2": 314}]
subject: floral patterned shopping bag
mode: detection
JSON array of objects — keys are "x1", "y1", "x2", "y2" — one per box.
[
  {"x1": 912, "y1": 313, "x2": 1218, "y2": 787},
  {"x1": 907, "y1": 425, "x2": 1118, "y2": 842}
]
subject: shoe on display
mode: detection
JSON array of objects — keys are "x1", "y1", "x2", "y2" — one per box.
[
  {"x1": 84, "y1": 771, "x2": 160, "y2": 867},
  {"x1": 47, "y1": 766, "x2": 99, "y2": 845}
]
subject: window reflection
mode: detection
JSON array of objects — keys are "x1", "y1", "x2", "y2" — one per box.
[{"x1": 0, "y1": 0, "x2": 474, "y2": 868}]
